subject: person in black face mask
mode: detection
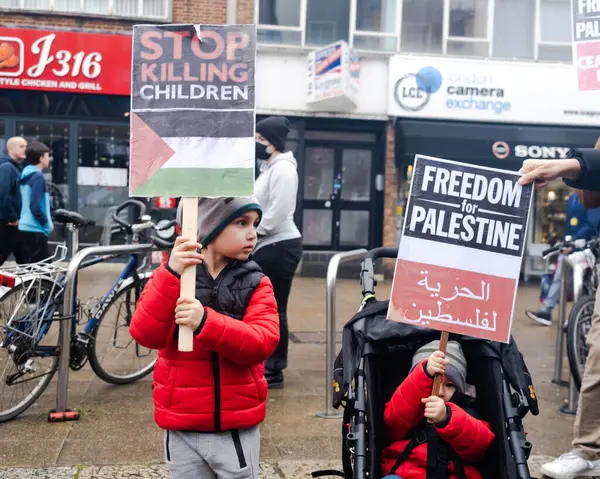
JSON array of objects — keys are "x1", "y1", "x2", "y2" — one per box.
[{"x1": 253, "y1": 116, "x2": 302, "y2": 389}]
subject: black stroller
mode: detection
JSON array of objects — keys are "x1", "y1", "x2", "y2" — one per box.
[{"x1": 323, "y1": 248, "x2": 539, "y2": 479}]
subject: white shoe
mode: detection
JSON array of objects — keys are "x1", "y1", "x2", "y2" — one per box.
[{"x1": 540, "y1": 452, "x2": 600, "y2": 479}]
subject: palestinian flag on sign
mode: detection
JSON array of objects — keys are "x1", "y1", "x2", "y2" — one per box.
[{"x1": 129, "y1": 24, "x2": 256, "y2": 198}]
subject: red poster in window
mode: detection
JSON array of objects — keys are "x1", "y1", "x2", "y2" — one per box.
[
  {"x1": 577, "y1": 41, "x2": 600, "y2": 91},
  {"x1": 0, "y1": 27, "x2": 132, "y2": 95}
]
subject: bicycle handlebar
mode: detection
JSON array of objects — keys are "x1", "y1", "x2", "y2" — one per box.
[
  {"x1": 151, "y1": 235, "x2": 175, "y2": 249},
  {"x1": 111, "y1": 200, "x2": 148, "y2": 232},
  {"x1": 542, "y1": 238, "x2": 598, "y2": 259}
]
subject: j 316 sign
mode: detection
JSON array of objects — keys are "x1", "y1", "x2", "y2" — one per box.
[{"x1": 0, "y1": 27, "x2": 132, "y2": 95}]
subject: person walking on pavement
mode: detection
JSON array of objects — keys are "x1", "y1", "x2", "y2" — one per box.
[
  {"x1": 18, "y1": 141, "x2": 54, "y2": 263},
  {"x1": 526, "y1": 192, "x2": 600, "y2": 326},
  {"x1": 253, "y1": 116, "x2": 303, "y2": 389},
  {"x1": 0, "y1": 136, "x2": 27, "y2": 266},
  {"x1": 519, "y1": 144, "x2": 600, "y2": 479}
]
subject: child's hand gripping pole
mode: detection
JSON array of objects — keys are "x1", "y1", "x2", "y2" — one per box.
[
  {"x1": 428, "y1": 330, "x2": 449, "y2": 424},
  {"x1": 178, "y1": 198, "x2": 198, "y2": 352}
]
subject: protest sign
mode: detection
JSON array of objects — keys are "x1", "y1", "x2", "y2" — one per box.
[
  {"x1": 129, "y1": 24, "x2": 256, "y2": 351},
  {"x1": 572, "y1": 0, "x2": 600, "y2": 91},
  {"x1": 129, "y1": 24, "x2": 256, "y2": 197},
  {"x1": 387, "y1": 155, "x2": 533, "y2": 344}
]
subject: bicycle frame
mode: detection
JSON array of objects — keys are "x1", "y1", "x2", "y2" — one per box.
[
  {"x1": 67, "y1": 252, "x2": 149, "y2": 342},
  {"x1": 2, "y1": 251, "x2": 147, "y2": 357}
]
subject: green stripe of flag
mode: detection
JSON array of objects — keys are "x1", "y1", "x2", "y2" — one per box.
[{"x1": 131, "y1": 167, "x2": 254, "y2": 197}]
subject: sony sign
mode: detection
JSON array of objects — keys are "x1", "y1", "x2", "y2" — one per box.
[
  {"x1": 492, "y1": 142, "x2": 572, "y2": 159},
  {"x1": 514, "y1": 145, "x2": 571, "y2": 159}
]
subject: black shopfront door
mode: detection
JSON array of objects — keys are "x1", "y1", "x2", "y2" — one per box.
[{"x1": 302, "y1": 141, "x2": 375, "y2": 250}]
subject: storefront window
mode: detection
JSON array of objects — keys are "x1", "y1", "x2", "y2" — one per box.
[
  {"x1": 16, "y1": 121, "x2": 69, "y2": 245},
  {"x1": 533, "y1": 179, "x2": 572, "y2": 245},
  {"x1": 77, "y1": 124, "x2": 130, "y2": 245},
  {"x1": 0, "y1": 121, "x2": 5, "y2": 153}
]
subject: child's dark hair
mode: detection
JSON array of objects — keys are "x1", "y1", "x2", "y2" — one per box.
[{"x1": 25, "y1": 141, "x2": 50, "y2": 165}]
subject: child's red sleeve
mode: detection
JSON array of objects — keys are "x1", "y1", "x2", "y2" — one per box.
[
  {"x1": 194, "y1": 276, "x2": 279, "y2": 366},
  {"x1": 129, "y1": 264, "x2": 179, "y2": 350},
  {"x1": 384, "y1": 361, "x2": 434, "y2": 441},
  {"x1": 435, "y1": 403, "x2": 495, "y2": 462}
]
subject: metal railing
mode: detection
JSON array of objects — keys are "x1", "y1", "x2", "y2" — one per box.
[
  {"x1": 317, "y1": 249, "x2": 368, "y2": 419},
  {"x1": 55, "y1": 243, "x2": 158, "y2": 415}
]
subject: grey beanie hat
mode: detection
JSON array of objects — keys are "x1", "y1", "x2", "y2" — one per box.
[
  {"x1": 410, "y1": 340, "x2": 467, "y2": 394},
  {"x1": 176, "y1": 196, "x2": 262, "y2": 246}
]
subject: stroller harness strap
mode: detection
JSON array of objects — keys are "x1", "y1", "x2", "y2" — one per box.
[{"x1": 389, "y1": 421, "x2": 467, "y2": 479}]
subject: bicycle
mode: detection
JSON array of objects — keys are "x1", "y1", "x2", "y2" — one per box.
[
  {"x1": 0, "y1": 199, "x2": 175, "y2": 422},
  {"x1": 542, "y1": 237, "x2": 599, "y2": 391}
]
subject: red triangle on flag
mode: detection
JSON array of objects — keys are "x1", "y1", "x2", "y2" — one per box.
[{"x1": 130, "y1": 112, "x2": 176, "y2": 195}]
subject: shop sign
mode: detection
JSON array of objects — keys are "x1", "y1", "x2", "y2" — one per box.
[
  {"x1": 388, "y1": 55, "x2": 600, "y2": 126},
  {"x1": 0, "y1": 27, "x2": 131, "y2": 95},
  {"x1": 572, "y1": 0, "x2": 600, "y2": 91},
  {"x1": 307, "y1": 40, "x2": 360, "y2": 112}
]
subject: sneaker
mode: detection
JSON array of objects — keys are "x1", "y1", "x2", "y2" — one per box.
[
  {"x1": 540, "y1": 451, "x2": 600, "y2": 479},
  {"x1": 526, "y1": 310, "x2": 552, "y2": 326}
]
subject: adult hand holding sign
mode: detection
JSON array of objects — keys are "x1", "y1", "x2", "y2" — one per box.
[{"x1": 518, "y1": 158, "x2": 582, "y2": 188}]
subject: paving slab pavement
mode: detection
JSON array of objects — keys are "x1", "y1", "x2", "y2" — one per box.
[{"x1": 0, "y1": 264, "x2": 586, "y2": 477}]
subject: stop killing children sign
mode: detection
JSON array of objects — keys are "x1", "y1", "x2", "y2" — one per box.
[
  {"x1": 388, "y1": 155, "x2": 534, "y2": 343},
  {"x1": 129, "y1": 24, "x2": 256, "y2": 198}
]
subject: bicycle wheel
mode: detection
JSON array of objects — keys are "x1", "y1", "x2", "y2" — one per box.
[
  {"x1": 0, "y1": 278, "x2": 62, "y2": 422},
  {"x1": 87, "y1": 273, "x2": 156, "y2": 385},
  {"x1": 566, "y1": 294, "x2": 595, "y2": 391}
]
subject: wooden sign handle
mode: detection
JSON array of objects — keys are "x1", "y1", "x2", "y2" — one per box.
[
  {"x1": 428, "y1": 330, "x2": 449, "y2": 424},
  {"x1": 178, "y1": 197, "x2": 198, "y2": 352}
]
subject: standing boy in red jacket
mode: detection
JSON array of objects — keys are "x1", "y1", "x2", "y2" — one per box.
[
  {"x1": 130, "y1": 196, "x2": 279, "y2": 479},
  {"x1": 381, "y1": 340, "x2": 495, "y2": 479}
]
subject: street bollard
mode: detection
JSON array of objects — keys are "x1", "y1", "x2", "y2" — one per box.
[
  {"x1": 559, "y1": 253, "x2": 585, "y2": 415},
  {"x1": 552, "y1": 257, "x2": 569, "y2": 387},
  {"x1": 317, "y1": 249, "x2": 368, "y2": 419}
]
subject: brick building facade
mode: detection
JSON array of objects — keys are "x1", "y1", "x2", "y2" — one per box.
[{"x1": 0, "y1": 0, "x2": 398, "y2": 276}]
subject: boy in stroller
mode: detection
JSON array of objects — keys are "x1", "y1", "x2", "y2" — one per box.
[{"x1": 381, "y1": 340, "x2": 494, "y2": 479}]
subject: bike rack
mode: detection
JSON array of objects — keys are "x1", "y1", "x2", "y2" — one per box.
[
  {"x1": 50, "y1": 242, "x2": 159, "y2": 422},
  {"x1": 317, "y1": 248, "x2": 368, "y2": 420},
  {"x1": 555, "y1": 254, "x2": 585, "y2": 416}
]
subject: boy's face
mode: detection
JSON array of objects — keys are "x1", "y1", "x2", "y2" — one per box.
[
  {"x1": 439, "y1": 378, "x2": 457, "y2": 402},
  {"x1": 210, "y1": 210, "x2": 260, "y2": 260},
  {"x1": 40, "y1": 152, "x2": 50, "y2": 169}
]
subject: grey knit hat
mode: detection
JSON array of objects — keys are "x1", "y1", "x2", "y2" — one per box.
[
  {"x1": 410, "y1": 340, "x2": 467, "y2": 394},
  {"x1": 176, "y1": 196, "x2": 262, "y2": 246}
]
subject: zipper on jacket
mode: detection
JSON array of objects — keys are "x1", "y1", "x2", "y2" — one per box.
[
  {"x1": 213, "y1": 351, "x2": 221, "y2": 431},
  {"x1": 207, "y1": 262, "x2": 233, "y2": 433}
]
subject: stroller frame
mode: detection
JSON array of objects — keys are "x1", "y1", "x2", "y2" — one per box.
[{"x1": 332, "y1": 248, "x2": 537, "y2": 479}]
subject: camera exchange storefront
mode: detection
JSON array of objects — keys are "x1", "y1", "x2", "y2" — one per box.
[{"x1": 388, "y1": 55, "x2": 600, "y2": 279}]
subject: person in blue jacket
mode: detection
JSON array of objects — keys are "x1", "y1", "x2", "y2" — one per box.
[
  {"x1": 19, "y1": 141, "x2": 53, "y2": 263},
  {"x1": 526, "y1": 192, "x2": 600, "y2": 326}
]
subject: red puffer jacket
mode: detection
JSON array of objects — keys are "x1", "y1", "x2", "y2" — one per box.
[
  {"x1": 380, "y1": 361, "x2": 495, "y2": 479},
  {"x1": 129, "y1": 264, "x2": 279, "y2": 432}
]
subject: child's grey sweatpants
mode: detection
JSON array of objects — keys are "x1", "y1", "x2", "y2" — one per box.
[{"x1": 164, "y1": 426, "x2": 260, "y2": 479}]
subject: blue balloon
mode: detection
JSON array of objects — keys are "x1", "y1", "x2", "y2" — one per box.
[
  {"x1": 415, "y1": 66, "x2": 443, "y2": 94},
  {"x1": 382, "y1": 476, "x2": 402, "y2": 479}
]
